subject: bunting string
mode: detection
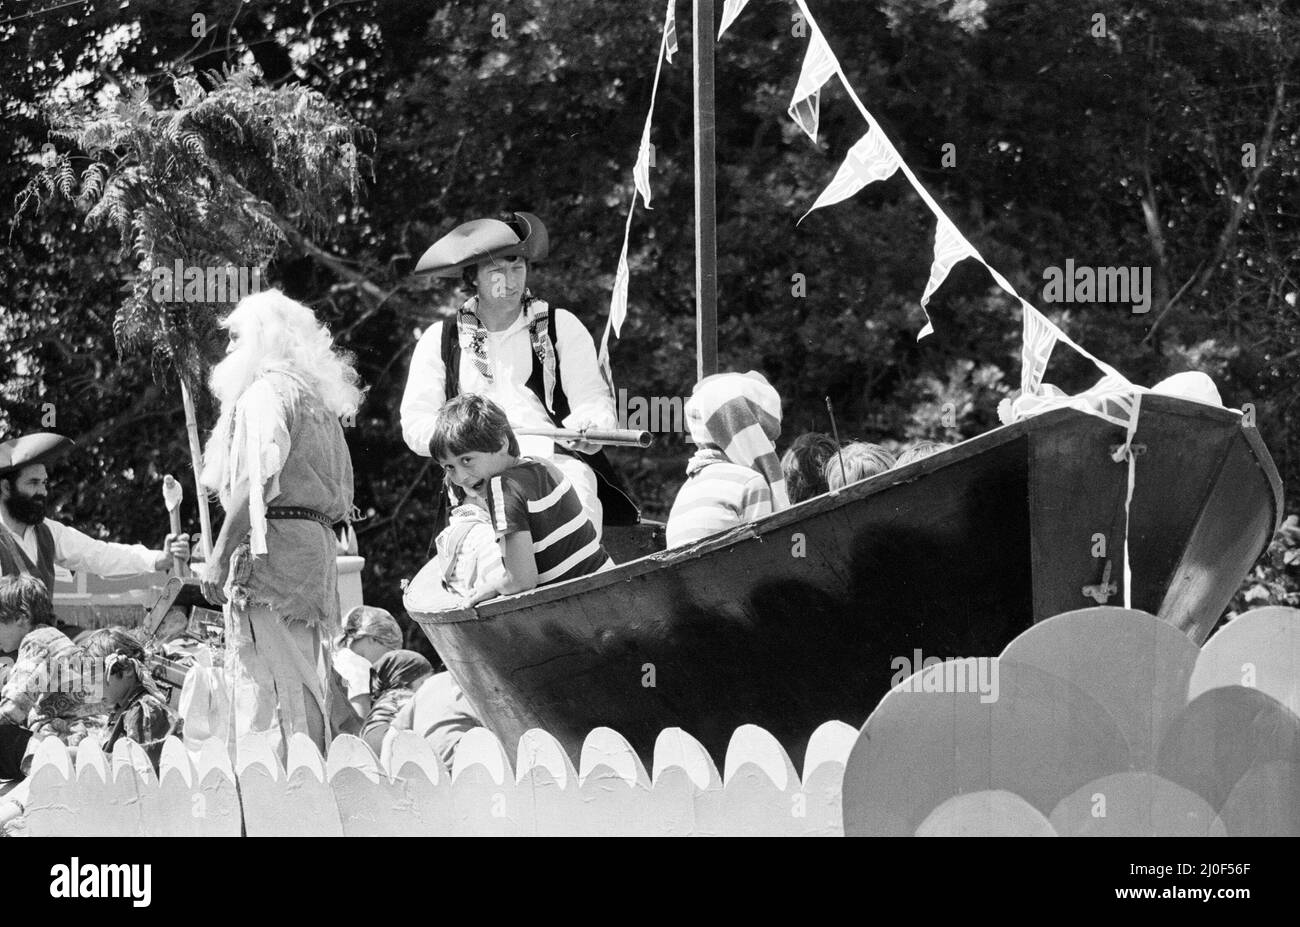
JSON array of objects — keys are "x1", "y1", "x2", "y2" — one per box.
[
  {"x1": 790, "y1": 0, "x2": 1136, "y2": 402},
  {"x1": 721, "y1": 0, "x2": 1147, "y2": 606},
  {"x1": 599, "y1": 2, "x2": 676, "y2": 378}
]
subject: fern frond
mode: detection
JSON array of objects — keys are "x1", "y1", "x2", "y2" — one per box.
[
  {"x1": 56, "y1": 159, "x2": 75, "y2": 198},
  {"x1": 178, "y1": 131, "x2": 205, "y2": 156},
  {"x1": 79, "y1": 162, "x2": 109, "y2": 201},
  {"x1": 174, "y1": 75, "x2": 205, "y2": 107}
]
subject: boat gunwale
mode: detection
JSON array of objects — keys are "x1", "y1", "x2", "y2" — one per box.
[{"x1": 407, "y1": 394, "x2": 1277, "y2": 626}]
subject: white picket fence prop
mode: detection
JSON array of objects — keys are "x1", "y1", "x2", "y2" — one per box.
[
  {"x1": 22, "y1": 720, "x2": 859, "y2": 837},
  {"x1": 16, "y1": 605, "x2": 1299, "y2": 836}
]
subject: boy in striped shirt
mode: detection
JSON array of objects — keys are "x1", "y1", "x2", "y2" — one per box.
[{"x1": 431, "y1": 394, "x2": 612, "y2": 606}]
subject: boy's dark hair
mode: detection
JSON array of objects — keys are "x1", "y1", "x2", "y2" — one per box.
[
  {"x1": 781, "y1": 432, "x2": 839, "y2": 504},
  {"x1": 0, "y1": 574, "x2": 53, "y2": 627},
  {"x1": 430, "y1": 393, "x2": 520, "y2": 460}
]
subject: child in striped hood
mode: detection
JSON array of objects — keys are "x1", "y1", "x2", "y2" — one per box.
[{"x1": 666, "y1": 371, "x2": 790, "y2": 547}]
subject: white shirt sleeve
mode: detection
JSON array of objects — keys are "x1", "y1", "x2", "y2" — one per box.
[
  {"x1": 553, "y1": 309, "x2": 617, "y2": 430},
  {"x1": 400, "y1": 323, "x2": 448, "y2": 458},
  {"x1": 49, "y1": 520, "x2": 159, "y2": 577}
]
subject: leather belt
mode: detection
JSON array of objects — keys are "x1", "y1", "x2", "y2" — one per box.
[{"x1": 265, "y1": 506, "x2": 335, "y2": 529}]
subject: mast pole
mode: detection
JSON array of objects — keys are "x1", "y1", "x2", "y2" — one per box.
[{"x1": 693, "y1": 0, "x2": 718, "y2": 381}]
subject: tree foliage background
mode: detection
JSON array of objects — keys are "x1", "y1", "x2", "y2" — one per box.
[{"x1": 2, "y1": 0, "x2": 1297, "y2": 640}]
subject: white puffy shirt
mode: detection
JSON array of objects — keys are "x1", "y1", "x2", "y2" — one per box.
[
  {"x1": 400, "y1": 304, "x2": 617, "y2": 458},
  {"x1": 0, "y1": 513, "x2": 157, "y2": 579}
]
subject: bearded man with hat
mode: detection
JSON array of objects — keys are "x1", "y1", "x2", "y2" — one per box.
[
  {"x1": 0, "y1": 432, "x2": 191, "y2": 597},
  {"x1": 400, "y1": 212, "x2": 637, "y2": 540}
]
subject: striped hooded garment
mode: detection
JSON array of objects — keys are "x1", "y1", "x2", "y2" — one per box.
[{"x1": 666, "y1": 371, "x2": 790, "y2": 547}]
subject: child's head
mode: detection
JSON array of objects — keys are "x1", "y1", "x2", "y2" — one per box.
[
  {"x1": 81, "y1": 627, "x2": 157, "y2": 706},
  {"x1": 685, "y1": 371, "x2": 790, "y2": 507},
  {"x1": 823, "y1": 442, "x2": 896, "y2": 491},
  {"x1": 430, "y1": 394, "x2": 520, "y2": 496},
  {"x1": 370, "y1": 649, "x2": 434, "y2": 699},
  {"x1": 893, "y1": 441, "x2": 952, "y2": 468},
  {"x1": 0, "y1": 574, "x2": 53, "y2": 652},
  {"x1": 338, "y1": 605, "x2": 403, "y2": 663},
  {"x1": 781, "y1": 432, "x2": 838, "y2": 504}
]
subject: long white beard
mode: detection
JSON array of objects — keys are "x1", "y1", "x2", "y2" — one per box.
[
  {"x1": 209, "y1": 348, "x2": 260, "y2": 409},
  {"x1": 200, "y1": 349, "x2": 261, "y2": 497}
]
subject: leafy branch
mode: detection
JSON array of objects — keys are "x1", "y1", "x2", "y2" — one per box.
[{"x1": 12, "y1": 63, "x2": 374, "y2": 388}]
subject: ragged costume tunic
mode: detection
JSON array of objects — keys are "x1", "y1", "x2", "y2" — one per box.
[
  {"x1": 216, "y1": 369, "x2": 354, "y2": 759},
  {"x1": 224, "y1": 370, "x2": 354, "y2": 629}
]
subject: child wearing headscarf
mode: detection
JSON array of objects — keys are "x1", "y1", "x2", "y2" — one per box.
[
  {"x1": 361, "y1": 649, "x2": 434, "y2": 755},
  {"x1": 666, "y1": 371, "x2": 790, "y2": 547},
  {"x1": 81, "y1": 628, "x2": 180, "y2": 771}
]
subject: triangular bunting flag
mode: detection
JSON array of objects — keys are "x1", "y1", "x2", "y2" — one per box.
[
  {"x1": 917, "y1": 218, "x2": 979, "y2": 339},
  {"x1": 718, "y1": 0, "x2": 751, "y2": 39},
  {"x1": 1019, "y1": 300, "x2": 1059, "y2": 396},
  {"x1": 633, "y1": 122, "x2": 654, "y2": 208},
  {"x1": 800, "y1": 130, "x2": 900, "y2": 221},
  {"x1": 920, "y1": 219, "x2": 979, "y2": 307},
  {"x1": 609, "y1": 245, "x2": 631, "y2": 338},
  {"x1": 788, "y1": 28, "x2": 836, "y2": 142},
  {"x1": 664, "y1": 0, "x2": 678, "y2": 62}
]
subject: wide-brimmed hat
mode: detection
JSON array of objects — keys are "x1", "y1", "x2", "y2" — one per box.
[
  {"x1": 0, "y1": 432, "x2": 74, "y2": 478},
  {"x1": 414, "y1": 211, "x2": 549, "y2": 278}
]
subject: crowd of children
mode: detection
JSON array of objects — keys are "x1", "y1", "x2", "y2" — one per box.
[{"x1": 0, "y1": 573, "x2": 183, "y2": 830}]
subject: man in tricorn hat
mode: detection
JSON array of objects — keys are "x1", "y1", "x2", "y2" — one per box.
[
  {"x1": 0, "y1": 432, "x2": 191, "y2": 597},
  {"x1": 401, "y1": 211, "x2": 636, "y2": 539}
]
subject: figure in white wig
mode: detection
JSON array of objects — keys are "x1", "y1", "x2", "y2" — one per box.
[
  {"x1": 198, "y1": 289, "x2": 363, "y2": 758},
  {"x1": 666, "y1": 371, "x2": 790, "y2": 547}
]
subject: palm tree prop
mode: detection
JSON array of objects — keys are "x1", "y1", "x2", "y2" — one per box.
[{"x1": 15, "y1": 65, "x2": 370, "y2": 557}]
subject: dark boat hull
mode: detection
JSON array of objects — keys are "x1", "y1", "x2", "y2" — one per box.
[{"x1": 408, "y1": 395, "x2": 1282, "y2": 763}]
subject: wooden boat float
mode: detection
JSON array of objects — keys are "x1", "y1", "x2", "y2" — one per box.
[{"x1": 406, "y1": 393, "x2": 1282, "y2": 764}]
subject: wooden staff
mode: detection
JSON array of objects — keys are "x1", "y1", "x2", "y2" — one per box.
[
  {"x1": 513, "y1": 426, "x2": 654, "y2": 448},
  {"x1": 179, "y1": 375, "x2": 214, "y2": 562}
]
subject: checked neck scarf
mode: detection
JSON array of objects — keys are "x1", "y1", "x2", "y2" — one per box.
[{"x1": 456, "y1": 292, "x2": 560, "y2": 412}]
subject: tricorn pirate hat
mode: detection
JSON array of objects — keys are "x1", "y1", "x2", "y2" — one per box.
[
  {"x1": 414, "y1": 212, "x2": 549, "y2": 278},
  {"x1": 0, "y1": 432, "x2": 74, "y2": 478}
]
